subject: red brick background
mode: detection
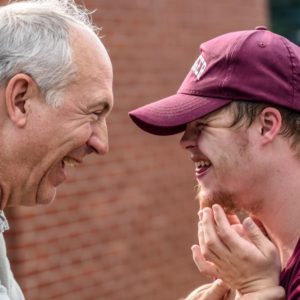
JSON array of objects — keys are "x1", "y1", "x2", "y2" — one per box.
[{"x1": 2, "y1": 0, "x2": 267, "y2": 299}]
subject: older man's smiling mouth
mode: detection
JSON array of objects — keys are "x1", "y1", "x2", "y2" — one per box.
[
  {"x1": 62, "y1": 156, "x2": 82, "y2": 168},
  {"x1": 50, "y1": 157, "x2": 82, "y2": 188}
]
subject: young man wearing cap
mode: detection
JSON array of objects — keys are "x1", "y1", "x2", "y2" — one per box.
[{"x1": 129, "y1": 27, "x2": 300, "y2": 299}]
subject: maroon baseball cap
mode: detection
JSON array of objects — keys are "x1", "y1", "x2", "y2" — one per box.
[{"x1": 129, "y1": 26, "x2": 300, "y2": 135}]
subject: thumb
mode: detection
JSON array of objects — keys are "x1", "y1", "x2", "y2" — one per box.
[{"x1": 205, "y1": 279, "x2": 230, "y2": 299}]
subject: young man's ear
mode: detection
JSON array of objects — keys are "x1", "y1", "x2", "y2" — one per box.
[
  {"x1": 258, "y1": 107, "x2": 282, "y2": 144},
  {"x1": 5, "y1": 73, "x2": 38, "y2": 128}
]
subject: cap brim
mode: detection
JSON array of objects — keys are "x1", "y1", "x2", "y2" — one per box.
[{"x1": 129, "y1": 93, "x2": 232, "y2": 136}]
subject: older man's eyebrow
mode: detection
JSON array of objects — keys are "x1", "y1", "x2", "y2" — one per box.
[{"x1": 88, "y1": 99, "x2": 112, "y2": 112}]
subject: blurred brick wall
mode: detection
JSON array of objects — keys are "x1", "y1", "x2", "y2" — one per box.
[{"x1": 2, "y1": 0, "x2": 267, "y2": 299}]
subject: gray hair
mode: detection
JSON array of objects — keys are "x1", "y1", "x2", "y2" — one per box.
[{"x1": 0, "y1": 0, "x2": 99, "y2": 106}]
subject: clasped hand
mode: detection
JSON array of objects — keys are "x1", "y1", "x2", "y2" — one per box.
[{"x1": 191, "y1": 204, "x2": 283, "y2": 297}]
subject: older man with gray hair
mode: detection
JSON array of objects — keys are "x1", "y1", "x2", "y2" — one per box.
[{"x1": 0, "y1": 0, "x2": 113, "y2": 299}]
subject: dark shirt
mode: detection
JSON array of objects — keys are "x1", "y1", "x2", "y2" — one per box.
[{"x1": 280, "y1": 238, "x2": 300, "y2": 299}]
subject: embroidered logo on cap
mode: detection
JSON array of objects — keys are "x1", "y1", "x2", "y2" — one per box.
[{"x1": 191, "y1": 54, "x2": 207, "y2": 80}]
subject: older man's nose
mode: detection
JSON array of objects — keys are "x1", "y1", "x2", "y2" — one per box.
[
  {"x1": 87, "y1": 123, "x2": 109, "y2": 155},
  {"x1": 87, "y1": 133, "x2": 109, "y2": 155},
  {"x1": 86, "y1": 120, "x2": 109, "y2": 155}
]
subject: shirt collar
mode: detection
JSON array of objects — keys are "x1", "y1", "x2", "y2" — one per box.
[{"x1": 0, "y1": 211, "x2": 9, "y2": 233}]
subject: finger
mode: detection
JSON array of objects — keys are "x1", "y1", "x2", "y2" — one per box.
[
  {"x1": 198, "y1": 218, "x2": 218, "y2": 261},
  {"x1": 198, "y1": 215, "x2": 216, "y2": 261},
  {"x1": 202, "y1": 208, "x2": 229, "y2": 260},
  {"x1": 184, "y1": 284, "x2": 212, "y2": 300},
  {"x1": 242, "y1": 217, "x2": 275, "y2": 256},
  {"x1": 231, "y1": 224, "x2": 247, "y2": 239},
  {"x1": 198, "y1": 209, "x2": 203, "y2": 220},
  {"x1": 252, "y1": 216, "x2": 268, "y2": 236},
  {"x1": 212, "y1": 204, "x2": 246, "y2": 250},
  {"x1": 223, "y1": 212, "x2": 247, "y2": 239},
  {"x1": 204, "y1": 279, "x2": 230, "y2": 300},
  {"x1": 202, "y1": 208, "x2": 227, "y2": 253},
  {"x1": 191, "y1": 245, "x2": 217, "y2": 277},
  {"x1": 198, "y1": 215, "x2": 206, "y2": 253},
  {"x1": 226, "y1": 214, "x2": 241, "y2": 225}
]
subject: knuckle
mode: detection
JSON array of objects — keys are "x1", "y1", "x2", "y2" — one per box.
[
  {"x1": 239, "y1": 254, "x2": 248, "y2": 262},
  {"x1": 205, "y1": 238, "x2": 215, "y2": 249},
  {"x1": 236, "y1": 251, "x2": 248, "y2": 262},
  {"x1": 192, "y1": 251, "x2": 202, "y2": 264},
  {"x1": 265, "y1": 245, "x2": 278, "y2": 259},
  {"x1": 198, "y1": 221, "x2": 203, "y2": 232},
  {"x1": 217, "y1": 229, "x2": 230, "y2": 240},
  {"x1": 193, "y1": 259, "x2": 203, "y2": 271},
  {"x1": 202, "y1": 248, "x2": 212, "y2": 260}
]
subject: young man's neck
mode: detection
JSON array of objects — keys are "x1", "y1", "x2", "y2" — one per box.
[{"x1": 252, "y1": 179, "x2": 300, "y2": 267}]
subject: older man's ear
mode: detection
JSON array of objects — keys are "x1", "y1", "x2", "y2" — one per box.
[{"x1": 5, "y1": 73, "x2": 38, "y2": 128}]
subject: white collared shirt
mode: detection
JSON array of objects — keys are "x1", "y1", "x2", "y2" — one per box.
[{"x1": 0, "y1": 212, "x2": 25, "y2": 300}]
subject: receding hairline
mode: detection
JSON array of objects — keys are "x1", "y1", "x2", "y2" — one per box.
[
  {"x1": 1, "y1": 0, "x2": 100, "y2": 35},
  {"x1": 0, "y1": 0, "x2": 106, "y2": 106}
]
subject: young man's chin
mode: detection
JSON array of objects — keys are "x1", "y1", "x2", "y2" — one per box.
[{"x1": 198, "y1": 188, "x2": 236, "y2": 212}]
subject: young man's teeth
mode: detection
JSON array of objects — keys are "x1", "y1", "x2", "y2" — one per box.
[{"x1": 196, "y1": 161, "x2": 211, "y2": 168}]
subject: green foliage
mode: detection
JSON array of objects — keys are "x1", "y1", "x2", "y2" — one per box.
[{"x1": 270, "y1": 0, "x2": 300, "y2": 44}]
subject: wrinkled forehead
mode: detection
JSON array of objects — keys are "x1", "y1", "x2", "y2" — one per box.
[{"x1": 70, "y1": 25, "x2": 113, "y2": 81}]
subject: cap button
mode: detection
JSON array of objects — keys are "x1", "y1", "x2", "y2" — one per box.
[{"x1": 255, "y1": 26, "x2": 268, "y2": 30}]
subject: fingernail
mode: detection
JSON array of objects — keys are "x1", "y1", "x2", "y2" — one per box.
[
  {"x1": 214, "y1": 278, "x2": 223, "y2": 286},
  {"x1": 212, "y1": 204, "x2": 218, "y2": 212},
  {"x1": 198, "y1": 210, "x2": 203, "y2": 220},
  {"x1": 191, "y1": 245, "x2": 197, "y2": 252},
  {"x1": 244, "y1": 217, "x2": 255, "y2": 229},
  {"x1": 203, "y1": 207, "x2": 210, "y2": 217},
  {"x1": 214, "y1": 278, "x2": 229, "y2": 290},
  {"x1": 198, "y1": 221, "x2": 202, "y2": 230}
]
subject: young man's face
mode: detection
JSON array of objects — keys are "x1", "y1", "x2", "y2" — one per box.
[{"x1": 180, "y1": 105, "x2": 259, "y2": 213}]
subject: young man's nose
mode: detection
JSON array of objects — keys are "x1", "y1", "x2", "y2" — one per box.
[{"x1": 180, "y1": 129, "x2": 198, "y2": 150}]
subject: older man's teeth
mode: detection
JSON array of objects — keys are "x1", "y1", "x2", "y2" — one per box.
[
  {"x1": 63, "y1": 157, "x2": 79, "y2": 168},
  {"x1": 195, "y1": 161, "x2": 211, "y2": 168}
]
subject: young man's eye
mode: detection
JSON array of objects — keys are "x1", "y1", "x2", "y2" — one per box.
[{"x1": 196, "y1": 122, "x2": 206, "y2": 129}]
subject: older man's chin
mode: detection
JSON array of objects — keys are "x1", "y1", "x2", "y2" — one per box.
[
  {"x1": 5, "y1": 186, "x2": 57, "y2": 207},
  {"x1": 35, "y1": 186, "x2": 57, "y2": 205},
  {"x1": 31, "y1": 168, "x2": 66, "y2": 205}
]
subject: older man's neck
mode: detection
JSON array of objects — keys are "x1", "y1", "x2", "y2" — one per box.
[{"x1": 0, "y1": 182, "x2": 10, "y2": 210}]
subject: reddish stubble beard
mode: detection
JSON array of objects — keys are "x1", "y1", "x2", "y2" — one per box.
[
  {"x1": 196, "y1": 184, "x2": 264, "y2": 217},
  {"x1": 197, "y1": 185, "x2": 238, "y2": 214}
]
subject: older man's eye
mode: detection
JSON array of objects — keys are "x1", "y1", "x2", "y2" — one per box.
[{"x1": 92, "y1": 111, "x2": 103, "y2": 121}]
